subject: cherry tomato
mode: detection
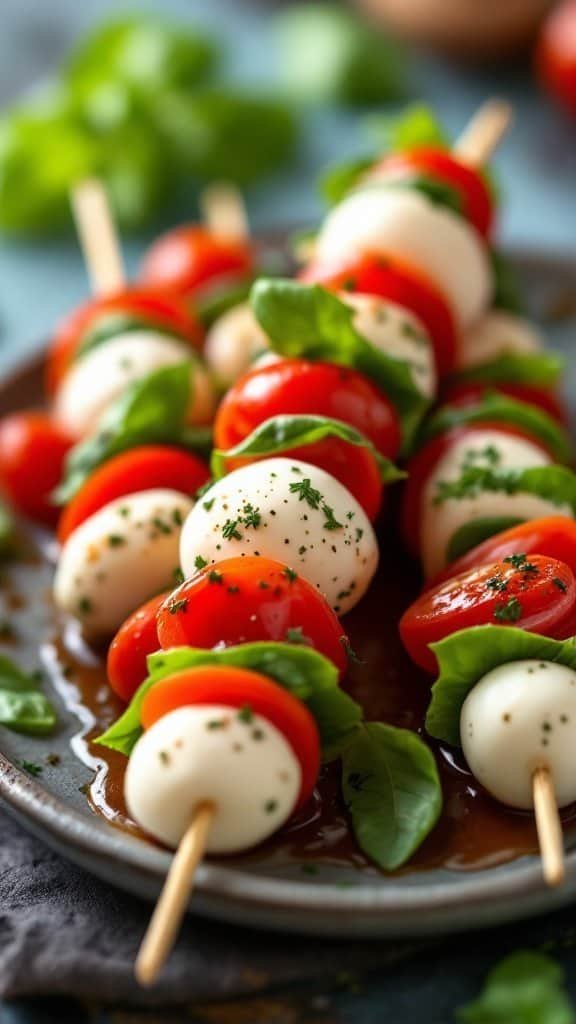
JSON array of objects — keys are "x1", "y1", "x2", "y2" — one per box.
[
  {"x1": 401, "y1": 422, "x2": 556, "y2": 557},
  {"x1": 157, "y1": 556, "x2": 348, "y2": 676},
  {"x1": 301, "y1": 253, "x2": 459, "y2": 377},
  {"x1": 536, "y1": 1, "x2": 576, "y2": 116},
  {"x1": 139, "y1": 225, "x2": 255, "y2": 298},
  {"x1": 375, "y1": 148, "x2": 493, "y2": 237},
  {"x1": 400, "y1": 554, "x2": 576, "y2": 673},
  {"x1": 107, "y1": 592, "x2": 168, "y2": 703},
  {"x1": 47, "y1": 287, "x2": 204, "y2": 396},
  {"x1": 58, "y1": 445, "x2": 209, "y2": 544},
  {"x1": 441, "y1": 379, "x2": 569, "y2": 427},
  {"x1": 140, "y1": 665, "x2": 321, "y2": 809},
  {"x1": 430, "y1": 517, "x2": 576, "y2": 588},
  {"x1": 0, "y1": 412, "x2": 72, "y2": 526},
  {"x1": 213, "y1": 359, "x2": 401, "y2": 520}
]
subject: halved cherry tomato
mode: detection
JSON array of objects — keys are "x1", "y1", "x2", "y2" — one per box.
[
  {"x1": 58, "y1": 446, "x2": 209, "y2": 544},
  {"x1": 401, "y1": 422, "x2": 556, "y2": 556},
  {"x1": 140, "y1": 665, "x2": 321, "y2": 809},
  {"x1": 0, "y1": 412, "x2": 73, "y2": 526},
  {"x1": 430, "y1": 517, "x2": 576, "y2": 588},
  {"x1": 400, "y1": 554, "x2": 576, "y2": 673},
  {"x1": 139, "y1": 225, "x2": 255, "y2": 298},
  {"x1": 47, "y1": 287, "x2": 204, "y2": 396},
  {"x1": 441, "y1": 379, "x2": 569, "y2": 428},
  {"x1": 536, "y1": 0, "x2": 576, "y2": 116},
  {"x1": 213, "y1": 359, "x2": 401, "y2": 520},
  {"x1": 157, "y1": 556, "x2": 348, "y2": 676},
  {"x1": 375, "y1": 148, "x2": 493, "y2": 237},
  {"x1": 301, "y1": 253, "x2": 459, "y2": 377},
  {"x1": 107, "y1": 592, "x2": 168, "y2": 703}
]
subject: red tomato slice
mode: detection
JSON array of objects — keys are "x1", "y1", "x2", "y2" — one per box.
[
  {"x1": 58, "y1": 446, "x2": 209, "y2": 544},
  {"x1": 140, "y1": 665, "x2": 321, "y2": 809},
  {"x1": 441, "y1": 380, "x2": 569, "y2": 427},
  {"x1": 0, "y1": 412, "x2": 73, "y2": 526},
  {"x1": 430, "y1": 517, "x2": 576, "y2": 588},
  {"x1": 157, "y1": 556, "x2": 348, "y2": 676},
  {"x1": 47, "y1": 287, "x2": 204, "y2": 396},
  {"x1": 401, "y1": 422, "x2": 557, "y2": 557},
  {"x1": 400, "y1": 554, "x2": 576, "y2": 673},
  {"x1": 375, "y1": 148, "x2": 494, "y2": 237},
  {"x1": 301, "y1": 253, "x2": 459, "y2": 377},
  {"x1": 107, "y1": 592, "x2": 168, "y2": 703},
  {"x1": 139, "y1": 225, "x2": 255, "y2": 298},
  {"x1": 536, "y1": 0, "x2": 576, "y2": 116}
]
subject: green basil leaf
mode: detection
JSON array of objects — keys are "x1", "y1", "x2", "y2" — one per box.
[
  {"x1": 319, "y1": 156, "x2": 375, "y2": 206},
  {"x1": 447, "y1": 517, "x2": 524, "y2": 563},
  {"x1": 426, "y1": 626, "x2": 576, "y2": 747},
  {"x1": 342, "y1": 722, "x2": 442, "y2": 870},
  {"x1": 366, "y1": 103, "x2": 447, "y2": 153},
  {"x1": 96, "y1": 642, "x2": 362, "y2": 761},
  {"x1": 211, "y1": 414, "x2": 406, "y2": 484},
  {"x1": 77, "y1": 311, "x2": 192, "y2": 361},
  {"x1": 357, "y1": 174, "x2": 463, "y2": 219},
  {"x1": 454, "y1": 351, "x2": 563, "y2": 390},
  {"x1": 491, "y1": 249, "x2": 525, "y2": 315},
  {"x1": 251, "y1": 279, "x2": 428, "y2": 449},
  {"x1": 54, "y1": 363, "x2": 194, "y2": 504},
  {"x1": 0, "y1": 501, "x2": 14, "y2": 555},
  {"x1": 422, "y1": 392, "x2": 571, "y2": 464},
  {"x1": 0, "y1": 655, "x2": 57, "y2": 735},
  {"x1": 196, "y1": 279, "x2": 254, "y2": 327},
  {"x1": 457, "y1": 950, "x2": 574, "y2": 1024}
]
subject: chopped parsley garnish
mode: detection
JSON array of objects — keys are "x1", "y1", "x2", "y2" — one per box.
[
  {"x1": 282, "y1": 567, "x2": 298, "y2": 582},
  {"x1": 289, "y1": 477, "x2": 322, "y2": 509},
  {"x1": 19, "y1": 760, "x2": 43, "y2": 777},
  {"x1": 554, "y1": 577, "x2": 568, "y2": 592},
  {"x1": 152, "y1": 517, "x2": 172, "y2": 535},
  {"x1": 240, "y1": 502, "x2": 261, "y2": 528},
  {"x1": 172, "y1": 508, "x2": 184, "y2": 527},
  {"x1": 207, "y1": 718, "x2": 227, "y2": 730},
  {"x1": 322, "y1": 504, "x2": 343, "y2": 531},
  {"x1": 208, "y1": 569, "x2": 224, "y2": 584},
  {"x1": 237, "y1": 705, "x2": 254, "y2": 724},
  {"x1": 285, "y1": 626, "x2": 312, "y2": 646},
  {"x1": 227, "y1": 584, "x2": 240, "y2": 594},
  {"x1": 194, "y1": 555, "x2": 208, "y2": 571},
  {"x1": 222, "y1": 518, "x2": 242, "y2": 540},
  {"x1": 340, "y1": 636, "x2": 365, "y2": 665},
  {"x1": 202, "y1": 497, "x2": 215, "y2": 511},
  {"x1": 107, "y1": 534, "x2": 126, "y2": 547},
  {"x1": 494, "y1": 596, "x2": 523, "y2": 623},
  {"x1": 264, "y1": 799, "x2": 278, "y2": 814},
  {"x1": 168, "y1": 598, "x2": 188, "y2": 615},
  {"x1": 173, "y1": 567, "x2": 185, "y2": 585},
  {"x1": 486, "y1": 575, "x2": 508, "y2": 593},
  {"x1": 77, "y1": 597, "x2": 92, "y2": 615}
]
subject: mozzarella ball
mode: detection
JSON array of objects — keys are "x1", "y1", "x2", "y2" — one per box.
[
  {"x1": 459, "y1": 311, "x2": 544, "y2": 371},
  {"x1": 54, "y1": 331, "x2": 215, "y2": 439},
  {"x1": 180, "y1": 458, "x2": 378, "y2": 614},
  {"x1": 342, "y1": 292, "x2": 437, "y2": 399},
  {"x1": 204, "y1": 303, "x2": 270, "y2": 388},
  {"x1": 125, "y1": 705, "x2": 301, "y2": 852},
  {"x1": 461, "y1": 660, "x2": 576, "y2": 809},
  {"x1": 54, "y1": 488, "x2": 193, "y2": 635},
  {"x1": 316, "y1": 187, "x2": 492, "y2": 328},
  {"x1": 420, "y1": 429, "x2": 567, "y2": 578}
]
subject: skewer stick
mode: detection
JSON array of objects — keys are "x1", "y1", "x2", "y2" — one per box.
[
  {"x1": 453, "y1": 98, "x2": 513, "y2": 168},
  {"x1": 70, "y1": 178, "x2": 126, "y2": 296},
  {"x1": 200, "y1": 182, "x2": 250, "y2": 243},
  {"x1": 533, "y1": 765, "x2": 565, "y2": 888},
  {"x1": 135, "y1": 802, "x2": 216, "y2": 987}
]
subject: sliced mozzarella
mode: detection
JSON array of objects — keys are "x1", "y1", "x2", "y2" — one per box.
[
  {"x1": 459, "y1": 311, "x2": 544, "y2": 371},
  {"x1": 125, "y1": 704, "x2": 301, "y2": 851},
  {"x1": 342, "y1": 292, "x2": 436, "y2": 399},
  {"x1": 180, "y1": 457, "x2": 378, "y2": 614},
  {"x1": 316, "y1": 187, "x2": 491, "y2": 328},
  {"x1": 54, "y1": 330, "x2": 215, "y2": 439},
  {"x1": 420, "y1": 429, "x2": 568, "y2": 577},
  {"x1": 461, "y1": 660, "x2": 576, "y2": 809},
  {"x1": 204, "y1": 303, "x2": 270, "y2": 388},
  {"x1": 54, "y1": 488, "x2": 193, "y2": 635}
]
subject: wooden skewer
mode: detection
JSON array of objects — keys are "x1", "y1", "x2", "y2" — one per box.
[
  {"x1": 135, "y1": 802, "x2": 215, "y2": 987},
  {"x1": 70, "y1": 178, "x2": 126, "y2": 296},
  {"x1": 453, "y1": 98, "x2": 513, "y2": 168},
  {"x1": 533, "y1": 765, "x2": 565, "y2": 888},
  {"x1": 200, "y1": 182, "x2": 250, "y2": 243}
]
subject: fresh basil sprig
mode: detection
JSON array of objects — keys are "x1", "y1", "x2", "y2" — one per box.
[
  {"x1": 490, "y1": 249, "x2": 524, "y2": 315},
  {"x1": 433, "y1": 464, "x2": 576, "y2": 519},
  {"x1": 54, "y1": 363, "x2": 211, "y2": 504},
  {"x1": 456, "y1": 950, "x2": 574, "y2": 1023},
  {"x1": 453, "y1": 350, "x2": 563, "y2": 390},
  {"x1": 0, "y1": 655, "x2": 57, "y2": 735},
  {"x1": 446, "y1": 516, "x2": 524, "y2": 563},
  {"x1": 366, "y1": 103, "x2": 447, "y2": 154},
  {"x1": 426, "y1": 625, "x2": 576, "y2": 747},
  {"x1": 211, "y1": 414, "x2": 406, "y2": 483},
  {"x1": 251, "y1": 279, "x2": 429, "y2": 449}
]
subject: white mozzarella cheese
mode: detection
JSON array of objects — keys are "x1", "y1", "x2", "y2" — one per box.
[
  {"x1": 54, "y1": 330, "x2": 215, "y2": 439},
  {"x1": 204, "y1": 302, "x2": 270, "y2": 388},
  {"x1": 342, "y1": 292, "x2": 437, "y2": 399},
  {"x1": 125, "y1": 704, "x2": 301, "y2": 851},
  {"x1": 54, "y1": 488, "x2": 193, "y2": 635},
  {"x1": 179, "y1": 457, "x2": 378, "y2": 615},
  {"x1": 461, "y1": 660, "x2": 576, "y2": 809},
  {"x1": 459, "y1": 311, "x2": 544, "y2": 371},
  {"x1": 316, "y1": 187, "x2": 492, "y2": 329},
  {"x1": 420, "y1": 429, "x2": 567, "y2": 578}
]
